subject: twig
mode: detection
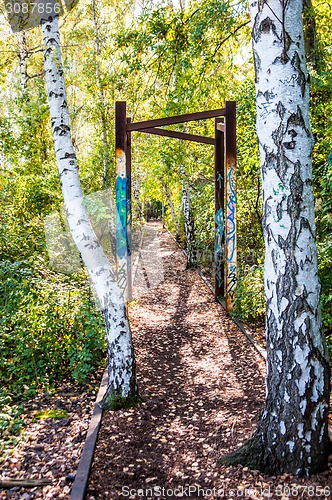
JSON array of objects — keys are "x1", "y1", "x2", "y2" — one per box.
[{"x1": 0, "y1": 478, "x2": 52, "y2": 488}]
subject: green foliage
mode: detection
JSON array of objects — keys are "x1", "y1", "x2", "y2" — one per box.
[
  {"x1": 0, "y1": 168, "x2": 62, "y2": 261},
  {"x1": 233, "y1": 264, "x2": 265, "y2": 324},
  {"x1": 318, "y1": 240, "x2": 332, "y2": 338},
  {"x1": 0, "y1": 259, "x2": 106, "y2": 397},
  {"x1": 0, "y1": 392, "x2": 24, "y2": 446}
]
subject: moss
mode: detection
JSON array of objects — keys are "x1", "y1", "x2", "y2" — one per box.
[
  {"x1": 101, "y1": 391, "x2": 143, "y2": 411},
  {"x1": 34, "y1": 409, "x2": 69, "y2": 420},
  {"x1": 218, "y1": 435, "x2": 264, "y2": 470}
]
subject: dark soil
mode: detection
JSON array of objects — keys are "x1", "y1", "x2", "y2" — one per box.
[
  {"x1": 0, "y1": 370, "x2": 103, "y2": 499},
  {"x1": 86, "y1": 223, "x2": 332, "y2": 500}
]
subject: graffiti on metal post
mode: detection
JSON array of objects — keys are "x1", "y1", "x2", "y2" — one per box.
[
  {"x1": 226, "y1": 166, "x2": 237, "y2": 304},
  {"x1": 227, "y1": 263, "x2": 237, "y2": 299},
  {"x1": 117, "y1": 261, "x2": 127, "y2": 293},
  {"x1": 217, "y1": 172, "x2": 223, "y2": 189},
  {"x1": 126, "y1": 173, "x2": 132, "y2": 256},
  {"x1": 226, "y1": 167, "x2": 236, "y2": 262},
  {"x1": 115, "y1": 174, "x2": 128, "y2": 259},
  {"x1": 214, "y1": 207, "x2": 224, "y2": 288}
]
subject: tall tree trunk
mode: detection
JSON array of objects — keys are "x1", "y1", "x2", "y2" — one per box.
[
  {"x1": 180, "y1": 165, "x2": 196, "y2": 269},
  {"x1": 220, "y1": 0, "x2": 330, "y2": 476},
  {"x1": 162, "y1": 181, "x2": 181, "y2": 241},
  {"x1": 42, "y1": 15, "x2": 140, "y2": 410},
  {"x1": 16, "y1": 31, "x2": 28, "y2": 92},
  {"x1": 303, "y1": 0, "x2": 317, "y2": 69},
  {"x1": 91, "y1": 0, "x2": 110, "y2": 188}
]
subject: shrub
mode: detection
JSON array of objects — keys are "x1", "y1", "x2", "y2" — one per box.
[
  {"x1": 0, "y1": 259, "x2": 106, "y2": 397},
  {"x1": 233, "y1": 263, "x2": 265, "y2": 324}
]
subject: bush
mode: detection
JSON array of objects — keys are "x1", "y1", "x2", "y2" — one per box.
[
  {"x1": 0, "y1": 259, "x2": 106, "y2": 397},
  {"x1": 0, "y1": 391, "x2": 24, "y2": 442},
  {"x1": 317, "y1": 239, "x2": 332, "y2": 339},
  {"x1": 234, "y1": 246, "x2": 332, "y2": 350},
  {"x1": 233, "y1": 263, "x2": 265, "y2": 324}
]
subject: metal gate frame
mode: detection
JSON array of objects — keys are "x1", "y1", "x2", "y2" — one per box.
[{"x1": 115, "y1": 101, "x2": 236, "y2": 312}]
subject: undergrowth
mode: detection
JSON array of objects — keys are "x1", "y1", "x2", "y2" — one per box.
[
  {"x1": 234, "y1": 244, "x2": 332, "y2": 352},
  {"x1": 0, "y1": 258, "x2": 106, "y2": 445}
]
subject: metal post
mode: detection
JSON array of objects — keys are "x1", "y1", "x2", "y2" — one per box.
[
  {"x1": 224, "y1": 101, "x2": 237, "y2": 312},
  {"x1": 214, "y1": 117, "x2": 225, "y2": 299},
  {"x1": 126, "y1": 117, "x2": 133, "y2": 301},
  {"x1": 115, "y1": 101, "x2": 128, "y2": 299}
]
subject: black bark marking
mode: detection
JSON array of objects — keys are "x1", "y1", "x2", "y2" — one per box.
[
  {"x1": 288, "y1": 162, "x2": 304, "y2": 220},
  {"x1": 277, "y1": 101, "x2": 286, "y2": 119},
  {"x1": 253, "y1": 49, "x2": 261, "y2": 80},
  {"x1": 54, "y1": 124, "x2": 70, "y2": 136},
  {"x1": 263, "y1": 90, "x2": 276, "y2": 101},
  {"x1": 253, "y1": 16, "x2": 280, "y2": 45},
  {"x1": 261, "y1": 17, "x2": 274, "y2": 33},
  {"x1": 292, "y1": 51, "x2": 306, "y2": 97},
  {"x1": 286, "y1": 106, "x2": 311, "y2": 138},
  {"x1": 60, "y1": 152, "x2": 76, "y2": 160},
  {"x1": 271, "y1": 249, "x2": 279, "y2": 274},
  {"x1": 276, "y1": 196, "x2": 285, "y2": 221}
]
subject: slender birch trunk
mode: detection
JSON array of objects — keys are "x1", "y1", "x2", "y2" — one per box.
[
  {"x1": 41, "y1": 15, "x2": 140, "y2": 409},
  {"x1": 17, "y1": 31, "x2": 28, "y2": 91},
  {"x1": 91, "y1": 0, "x2": 110, "y2": 188},
  {"x1": 303, "y1": 0, "x2": 317, "y2": 69},
  {"x1": 180, "y1": 165, "x2": 196, "y2": 269},
  {"x1": 220, "y1": 0, "x2": 330, "y2": 476},
  {"x1": 162, "y1": 181, "x2": 181, "y2": 241}
]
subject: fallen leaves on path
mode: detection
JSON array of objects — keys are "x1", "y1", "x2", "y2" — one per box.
[{"x1": 87, "y1": 223, "x2": 332, "y2": 499}]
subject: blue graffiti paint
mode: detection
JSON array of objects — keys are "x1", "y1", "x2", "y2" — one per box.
[
  {"x1": 116, "y1": 175, "x2": 128, "y2": 258},
  {"x1": 214, "y1": 207, "x2": 224, "y2": 288},
  {"x1": 126, "y1": 173, "x2": 132, "y2": 256},
  {"x1": 226, "y1": 167, "x2": 236, "y2": 262}
]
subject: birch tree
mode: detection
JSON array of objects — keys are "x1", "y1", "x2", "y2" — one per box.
[
  {"x1": 91, "y1": 0, "x2": 111, "y2": 188},
  {"x1": 41, "y1": 14, "x2": 140, "y2": 410},
  {"x1": 220, "y1": 0, "x2": 330, "y2": 475},
  {"x1": 179, "y1": 164, "x2": 196, "y2": 269}
]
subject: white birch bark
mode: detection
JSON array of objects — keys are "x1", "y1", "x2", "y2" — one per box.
[
  {"x1": 41, "y1": 15, "x2": 139, "y2": 408},
  {"x1": 180, "y1": 165, "x2": 196, "y2": 269},
  {"x1": 220, "y1": 0, "x2": 330, "y2": 476},
  {"x1": 16, "y1": 31, "x2": 28, "y2": 91},
  {"x1": 162, "y1": 182, "x2": 181, "y2": 241}
]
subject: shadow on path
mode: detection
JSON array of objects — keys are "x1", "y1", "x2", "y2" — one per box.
[{"x1": 87, "y1": 223, "x2": 267, "y2": 499}]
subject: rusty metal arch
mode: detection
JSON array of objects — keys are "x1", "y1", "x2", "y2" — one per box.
[{"x1": 115, "y1": 101, "x2": 236, "y2": 312}]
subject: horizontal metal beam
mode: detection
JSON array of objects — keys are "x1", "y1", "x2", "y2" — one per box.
[
  {"x1": 127, "y1": 108, "x2": 226, "y2": 132},
  {"x1": 136, "y1": 127, "x2": 215, "y2": 145}
]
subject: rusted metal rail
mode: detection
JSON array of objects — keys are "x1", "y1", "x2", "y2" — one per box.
[{"x1": 69, "y1": 368, "x2": 108, "y2": 500}]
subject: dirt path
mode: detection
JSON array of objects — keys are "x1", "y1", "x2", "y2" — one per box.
[{"x1": 86, "y1": 223, "x2": 332, "y2": 500}]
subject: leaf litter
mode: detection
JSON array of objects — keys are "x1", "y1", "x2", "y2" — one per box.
[{"x1": 87, "y1": 223, "x2": 332, "y2": 499}]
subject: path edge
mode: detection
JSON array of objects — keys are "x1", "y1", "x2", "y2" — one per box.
[{"x1": 69, "y1": 367, "x2": 108, "y2": 500}]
